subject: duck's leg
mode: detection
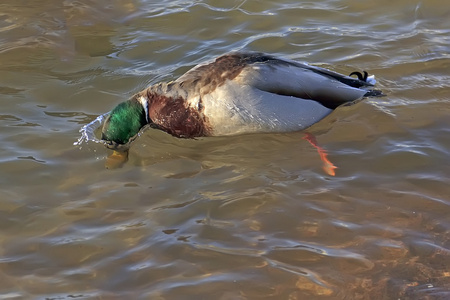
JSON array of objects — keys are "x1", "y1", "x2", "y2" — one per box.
[
  {"x1": 105, "y1": 150, "x2": 128, "y2": 169},
  {"x1": 303, "y1": 133, "x2": 337, "y2": 176}
]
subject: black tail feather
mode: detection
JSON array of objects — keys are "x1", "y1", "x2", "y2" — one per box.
[{"x1": 349, "y1": 71, "x2": 368, "y2": 81}]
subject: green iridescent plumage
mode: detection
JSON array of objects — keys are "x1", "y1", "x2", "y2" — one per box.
[{"x1": 101, "y1": 99, "x2": 147, "y2": 144}]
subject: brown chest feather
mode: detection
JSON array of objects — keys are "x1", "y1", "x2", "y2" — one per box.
[{"x1": 146, "y1": 93, "x2": 211, "y2": 138}]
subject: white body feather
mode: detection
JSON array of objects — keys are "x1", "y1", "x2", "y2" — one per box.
[
  {"x1": 201, "y1": 80, "x2": 332, "y2": 135},
  {"x1": 185, "y1": 60, "x2": 369, "y2": 135},
  {"x1": 139, "y1": 52, "x2": 379, "y2": 137}
]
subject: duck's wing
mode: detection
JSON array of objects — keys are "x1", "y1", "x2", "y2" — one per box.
[
  {"x1": 174, "y1": 52, "x2": 380, "y2": 109},
  {"x1": 237, "y1": 55, "x2": 378, "y2": 109}
]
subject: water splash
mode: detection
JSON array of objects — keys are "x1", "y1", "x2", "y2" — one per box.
[{"x1": 74, "y1": 113, "x2": 109, "y2": 148}]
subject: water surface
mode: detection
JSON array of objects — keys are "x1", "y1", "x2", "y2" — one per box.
[{"x1": 1, "y1": 0, "x2": 449, "y2": 299}]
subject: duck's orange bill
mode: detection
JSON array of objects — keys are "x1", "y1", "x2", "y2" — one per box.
[
  {"x1": 303, "y1": 133, "x2": 337, "y2": 176},
  {"x1": 105, "y1": 150, "x2": 128, "y2": 169}
]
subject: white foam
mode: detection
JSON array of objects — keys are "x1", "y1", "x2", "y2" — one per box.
[
  {"x1": 74, "y1": 113, "x2": 108, "y2": 147},
  {"x1": 366, "y1": 75, "x2": 376, "y2": 85}
]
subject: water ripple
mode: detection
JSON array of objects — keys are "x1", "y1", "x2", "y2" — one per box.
[{"x1": 1, "y1": 0, "x2": 450, "y2": 299}]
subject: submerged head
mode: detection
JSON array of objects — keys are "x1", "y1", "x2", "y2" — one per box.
[{"x1": 101, "y1": 99, "x2": 147, "y2": 145}]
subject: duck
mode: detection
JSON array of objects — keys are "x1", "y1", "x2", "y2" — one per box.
[
  {"x1": 100, "y1": 52, "x2": 382, "y2": 170},
  {"x1": 102, "y1": 52, "x2": 381, "y2": 149}
]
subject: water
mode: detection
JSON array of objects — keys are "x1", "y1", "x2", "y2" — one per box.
[{"x1": 1, "y1": 0, "x2": 449, "y2": 299}]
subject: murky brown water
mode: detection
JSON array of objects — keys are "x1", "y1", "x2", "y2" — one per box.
[{"x1": 1, "y1": 0, "x2": 449, "y2": 299}]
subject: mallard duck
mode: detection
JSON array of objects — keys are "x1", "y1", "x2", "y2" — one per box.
[{"x1": 101, "y1": 52, "x2": 381, "y2": 151}]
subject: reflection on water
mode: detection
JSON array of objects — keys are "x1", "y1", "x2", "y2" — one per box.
[{"x1": 0, "y1": 0, "x2": 449, "y2": 299}]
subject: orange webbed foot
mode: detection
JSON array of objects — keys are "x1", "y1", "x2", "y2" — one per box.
[{"x1": 303, "y1": 133, "x2": 337, "y2": 176}]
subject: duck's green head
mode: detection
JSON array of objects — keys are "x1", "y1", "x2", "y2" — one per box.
[{"x1": 101, "y1": 99, "x2": 147, "y2": 146}]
